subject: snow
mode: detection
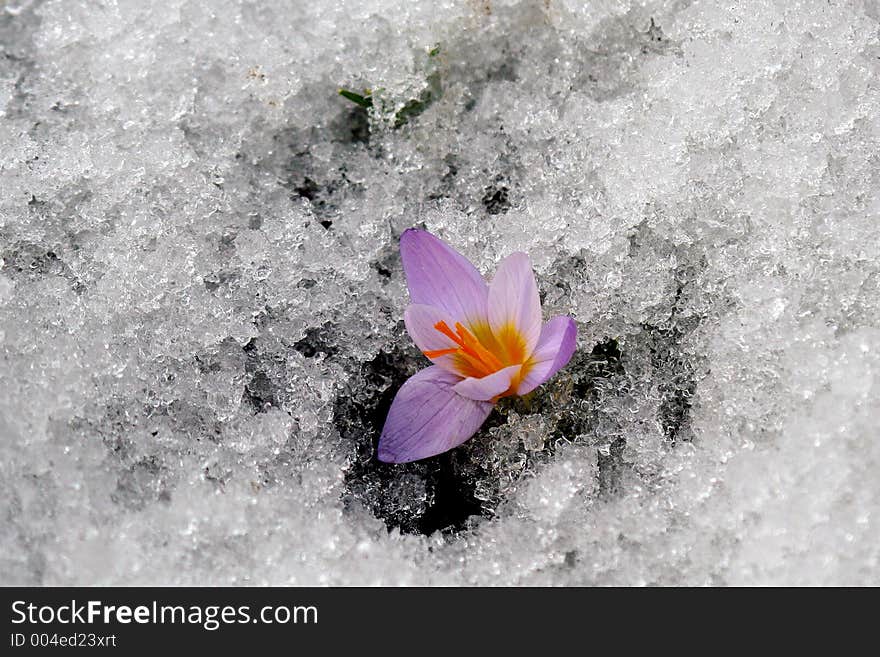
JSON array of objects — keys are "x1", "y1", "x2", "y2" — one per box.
[{"x1": 1, "y1": 0, "x2": 878, "y2": 585}]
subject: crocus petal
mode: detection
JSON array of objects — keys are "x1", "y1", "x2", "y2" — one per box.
[
  {"x1": 516, "y1": 316, "x2": 578, "y2": 396},
  {"x1": 453, "y1": 364, "x2": 522, "y2": 402},
  {"x1": 403, "y1": 303, "x2": 462, "y2": 374},
  {"x1": 400, "y1": 229, "x2": 488, "y2": 327},
  {"x1": 377, "y1": 366, "x2": 493, "y2": 463},
  {"x1": 487, "y1": 252, "x2": 542, "y2": 358}
]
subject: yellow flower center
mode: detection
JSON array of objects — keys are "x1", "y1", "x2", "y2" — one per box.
[{"x1": 423, "y1": 320, "x2": 531, "y2": 394}]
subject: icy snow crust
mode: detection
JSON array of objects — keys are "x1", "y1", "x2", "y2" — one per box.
[{"x1": 1, "y1": 0, "x2": 879, "y2": 585}]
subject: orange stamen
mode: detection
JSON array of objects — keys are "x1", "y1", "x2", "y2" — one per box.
[
  {"x1": 423, "y1": 347, "x2": 458, "y2": 358},
  {"x1": 434, "y1": 320, "x2": 461, "y2": 345},
  {"x1": 422, "y1": 320, "x2": 512, "y2": 379},
  {"x1": 454, "y1": 323, "x2": 504, "y2": 371}
]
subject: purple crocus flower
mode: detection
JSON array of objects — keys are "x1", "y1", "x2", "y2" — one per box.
[{"x1": 377, "y1": 229, "x2": 577, "y2": 463}]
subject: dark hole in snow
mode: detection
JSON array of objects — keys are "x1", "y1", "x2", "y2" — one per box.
[
  {"x1": 340, "y1": 335, "x2": 637, "y2": 535},
  {"x1": 203, "y1": 270, "x2": 237, "y2": 292},
  {"x1": 1, "y1": 241, "x2": 80, "y2": 290},
  {"x1": 244, "y1": 371, "x2": 277, "y2": 411},
  {"x1": 642, "y1": 322, "x2": 698, "y2": 444},
  {"x1": 339, "y1": 347, "x2": 489, "y2": 536},
  {"x1": 573, "y1": 337, "x2": 623, "y2": 397},
  {"x1": 482, "y1": 184, "x2": 510, "y2": 215},
  {"x1": 294, "y1": 176, "x2": 320, "y2": 201},
  {"x1": 241, "y1": 338, "x2": 283, "y2": 413},
  {"x1": 330, "y1": 105, "x2": 371, "y2": 146},
  {"x1": 293, "y1": 325, "x2": 338, "y2": 358},
  {"x1": 372, "y1": 243, "x2": 400, "y2": 280},
  {"x1": 646, "y1": 17, "x2": 664, "y2": 43}
]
